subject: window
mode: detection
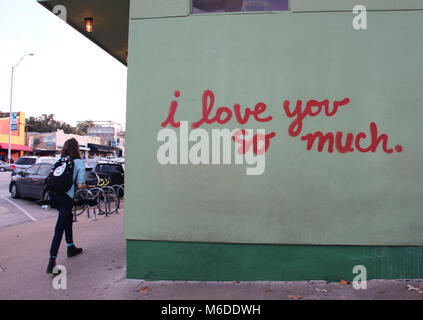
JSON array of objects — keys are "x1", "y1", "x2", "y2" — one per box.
[
  {"x1": 96, "y1": 164, "x2": 124, "y2": 174},
  {"x1": 85, "y1": 160, "x2": 97, "y2": 169},
  {"x1": 15, "y1": 157, "x2": 36, "y2": 165},
  {"x1": 38, "y1": 164, "x2": 53, "y2": 176},
  {"x1": 192, "y1": 0, "x2": 289, "y2": 14},
  {"x1": 25, "y1": 164, "x2": 40, "y2": 175}
]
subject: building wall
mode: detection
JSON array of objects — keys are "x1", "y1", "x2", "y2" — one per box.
[
  {"x1": 87, "y1": 127, "x2": 115, "y2": 147},
  {"x1": 0, "y1": 112, "x2": 26, "y2": 146},
  {"x1": 55, "y1": 130, "x2": 87, "y2": 149},
  {"x1": 28, "y1": 132, "x2": 56, "y2": 153},
  {"x1": 29, "y1": 130, "x2": 93, "y2": 158},
  {"x1": 0, "y1": 112, "x2": 28, "y2": 160},
  {"x1": 125, "y1": 0, "x2": 423, "y2": 280},
  {"x1": 86, "y1": 135, "x2": 102, "y2": 145}
]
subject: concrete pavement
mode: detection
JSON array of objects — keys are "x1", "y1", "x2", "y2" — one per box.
[
  {"x1": 1, "y1": 205, "x2": 423, "y2": 300},
  {"x1": 0, "y1": 172, "x2": 57, "y2": 229}
]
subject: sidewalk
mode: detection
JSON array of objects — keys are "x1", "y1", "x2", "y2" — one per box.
[{"x1": 0, "y1": 208, "x2": 422, "y2": 300}]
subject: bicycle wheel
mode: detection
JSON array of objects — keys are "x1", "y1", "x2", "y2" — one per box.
[
  {"x1": 112, "y1": 184, "x2": 124, "y2": 199},
  {"x1": 102, "y1": 186, "x2": 119, "y2": 215},
  {"x1": 73, "y1": 189, "x2": 94, "y2": 221},
  {"x1": 89, "y1": 187, "x2": 107, "y2": 216}
]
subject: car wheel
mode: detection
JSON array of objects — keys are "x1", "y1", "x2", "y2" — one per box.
[
  {"x1": 10, "y1": 183, "x2": 20, "y2": 199},
  {"x1": 0, "y1": 168, "x2": 5, "y2": 172}
]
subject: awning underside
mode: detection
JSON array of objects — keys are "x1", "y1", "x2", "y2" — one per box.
[
  {"x1": 0, "y1": 143, "x2": 32, "y2": 152},
  {"x1": 38, "y1": 0, "x2": 129, "y2": 66}
]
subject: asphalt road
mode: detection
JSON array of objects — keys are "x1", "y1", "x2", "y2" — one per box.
[{"x1": 0, "y1": 171, "x2": 57, "y2": 230}]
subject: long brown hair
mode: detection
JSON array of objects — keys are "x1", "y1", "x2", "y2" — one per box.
[{"x1": 61, "y1": 138, "x2": 81, "y2": 159}]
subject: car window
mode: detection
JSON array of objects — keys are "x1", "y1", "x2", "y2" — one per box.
[
  {"x1": 85, "y1": 160, "x2": 97, "y2": 169},
  {"x1": 25, "y1": 164, "x2": 41, "y2": 175},
  {"x1": 15, "y1": 158, "x2": 36, "y2": 165},
  {"x1": 96, "y1": 164, "x2": 123, "y2": 174},
  {"x1": 38, "y1": 158, "x2": 56, "y2": 164},
  {"x1": 38, "y1": 164, "x2": 53, "y2": 176}
]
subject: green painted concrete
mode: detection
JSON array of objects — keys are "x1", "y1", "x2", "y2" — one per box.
[
  {"x1": 130, "y1": 0, "x2": 190, "y2": 19},
  {"x1": 127, "y1": 240, "x2": 423, "y2": 281},
  {"x1": 124, "y1": 5, "x2": 423, "y2": 280},
  {"x1": 292, "y1": 0, "x2": 423, "y2": 12},
  {"x1": 125, "y1": 11, "x2": 423, "y2": 246}
]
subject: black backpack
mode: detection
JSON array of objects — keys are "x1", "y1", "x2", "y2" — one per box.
[{"x1": 46, "y1": 156, "x2": 75, "y2": 195}]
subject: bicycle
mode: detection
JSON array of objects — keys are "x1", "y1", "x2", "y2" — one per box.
[
  {"x1": 73, "y1": 189, "x2": 96, "y2": 221},
  {"x1": 70, "y1": 171, "x2": 124, "y2": 220}
]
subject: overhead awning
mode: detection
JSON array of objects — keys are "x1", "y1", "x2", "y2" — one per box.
[
  {"x1": 88, "y1": 143, "x2": 113, "y2": 153},
  {"x1": 38, "y1": 0, "x2": 129, "y2": 66},
  {"x1": 0, "y1": 143, "x2": 32, "y2": 152}
]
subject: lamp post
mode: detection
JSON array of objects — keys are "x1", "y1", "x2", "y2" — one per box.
[{"x1": 8, "y1": 53, "x2": 34, "y2": 163}]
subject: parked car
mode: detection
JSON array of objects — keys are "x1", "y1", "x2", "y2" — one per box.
[
  {"x1": 85, "y1": 159, "x2": 124, "y2": 187},
  {"x1": 9, "y1": 163, "x2": 54, "y2": 200},
  {"x1": 11, "y1": 156, "x2": 57, "y2": 176},
  {"x1": 0, "y1": 160, "x2": 12, "y2": 172},
  {"x1": 103, "y1": 156, "x2": 124, "y2": 164}
]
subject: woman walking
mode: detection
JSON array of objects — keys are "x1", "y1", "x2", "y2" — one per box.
[{"x1": 46, "y1": 138, "x2": 86, "y2": 274}]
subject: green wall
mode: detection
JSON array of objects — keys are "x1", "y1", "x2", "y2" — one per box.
[
  {"x1": 125, "y1": 4, "x2": 423, "y2": 279},
  {"x1": 125, "y1": 10, "x2": 423, "y2": 246},
  {"x1": 127, "y1": 240, "x2": 423, "y2": 281},
  {"x1": 130, "y1": 0, "x2": 190, "y2": 19}
]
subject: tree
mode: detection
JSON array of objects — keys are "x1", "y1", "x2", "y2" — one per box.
[
  {"x1": 76, "y1": 120, "x2": 95, "y2": 135},
  {"x1": 26, "y1": 114, "x2": 77, "y2": 134}
]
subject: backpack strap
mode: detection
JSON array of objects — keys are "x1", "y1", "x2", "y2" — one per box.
[{"x1": 71, "y1": 159, "x2": 78, "y2": 198}]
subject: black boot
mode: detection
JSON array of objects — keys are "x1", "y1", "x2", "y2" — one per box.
[
  {"x1": 67, "y1": 245, "x2": 83, "y2": 257},
  {"x1": 46, "y1": 257, "x2": 56, "y2": 274}
]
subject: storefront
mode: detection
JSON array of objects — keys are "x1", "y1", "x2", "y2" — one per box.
[
  {"x1": 87, "y1": 143, "x2": 121, "y2": 157},
  {"x1": 29, "y1": 130, "x2": 91, "y2": 158},
  {"x1": 0, "y1": 112, "x2": 31, "y2": 161},
  {"x1": 38, "y1": 0, "x2": 423, "y2": 281}
]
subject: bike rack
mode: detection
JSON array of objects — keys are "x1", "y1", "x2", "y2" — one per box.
[
  {"x1": 73, "y1": 184, "x2": 124, "y2": 221},
  {"x1": 73, "y1": 189, "x2": 95, "y2": 222}
]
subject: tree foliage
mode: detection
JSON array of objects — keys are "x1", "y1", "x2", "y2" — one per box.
[
  {"x1": 76, "y1": 120, "x2": 95, "y2": 135},
  {"x1": 26, "y1": 114, "x2": 77, "y2": 134}
]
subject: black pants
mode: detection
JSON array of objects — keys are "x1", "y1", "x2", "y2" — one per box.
[{"x1": 49, "y1": 194, "x2": 74, "y2": 257}]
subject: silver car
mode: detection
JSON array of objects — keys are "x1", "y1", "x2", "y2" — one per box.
[
  {"x1": 11, "y1": 156, "x2": 57, "y2": 176},
  {"x1": 0, "y1": 161, "x2": 11, "y2": 172}
]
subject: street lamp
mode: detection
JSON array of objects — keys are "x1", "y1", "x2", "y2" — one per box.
[{"x1": 8, "y1": 53, "x2": 34, "y2": 163}]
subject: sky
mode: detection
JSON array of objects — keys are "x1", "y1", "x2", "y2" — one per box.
[{"x1": 0, "y1": 0, "x2": 127, "y2": 128}]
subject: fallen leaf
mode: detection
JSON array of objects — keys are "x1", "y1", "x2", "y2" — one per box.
[
  {"x1": 340, "y1": 280, "x2": 351, "y2": 285},
  {"x1": 264, "y1": 288, "x2": 271, "y2": 293},
  {"x1": 138, "y1": 287, "x2": 150, "y2": 295},
  {"x1": 406, "y1": 285, "x2": 419, "y2": 292},
  {"x1": 379, "y1": 290, "x2": 386, "y2": 294},
  {"x1": 288, "y1": 294, "x2": 302, "y2": 300},
  {"x1": 232, "y1": 281, "x2": 240, "y2": 284},
  {"x1": 315, "y1": 288, "x2": 328, "y2": 293}
]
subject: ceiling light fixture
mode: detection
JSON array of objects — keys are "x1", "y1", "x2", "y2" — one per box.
[{"x1": 85, "y1": 18, "x2": 94, "y2": 33}]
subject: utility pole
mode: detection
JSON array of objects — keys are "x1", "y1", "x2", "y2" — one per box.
[{"x1": 8, "y1": 53, "x2": 34, "y2": 163}]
